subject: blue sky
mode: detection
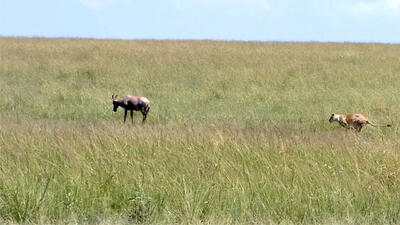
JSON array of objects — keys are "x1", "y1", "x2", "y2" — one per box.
[{"x1": 0, "y1": 0, "x2": 399, "y2": 43}]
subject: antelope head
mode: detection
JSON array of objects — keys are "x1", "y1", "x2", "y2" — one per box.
[{"x1": 112, "y1": 94, "x2": 119, "y2": 112}]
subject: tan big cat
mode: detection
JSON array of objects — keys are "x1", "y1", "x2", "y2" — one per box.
[{"x1": 329, "y1": 113, "x2": 391, "y2": 132}]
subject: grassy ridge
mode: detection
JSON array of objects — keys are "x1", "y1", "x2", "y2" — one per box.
[{"x1": 1, "y1": 38, "x2": 400, "y2": 224}]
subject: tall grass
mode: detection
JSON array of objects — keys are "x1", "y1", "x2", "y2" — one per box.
[{"x1": 1, "y1": 38, "x2": 400, "y2": 224}]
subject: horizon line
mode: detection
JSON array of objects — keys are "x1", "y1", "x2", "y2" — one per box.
[{"x1": 1, "y1": 35, "x2": 399, "y2": 45}]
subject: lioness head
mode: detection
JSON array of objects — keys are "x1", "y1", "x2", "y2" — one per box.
[{"x1": 329, "y1": 114, "x2": 339, "y2": 123}]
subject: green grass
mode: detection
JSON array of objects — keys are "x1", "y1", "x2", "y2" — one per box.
[{"x1": 1, "y1": 37, "x2": 400, "y2": 224}]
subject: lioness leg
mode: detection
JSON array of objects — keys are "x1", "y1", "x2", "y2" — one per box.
[{"x1": 355, "y1": 123, "x2": 363, "y2": 132}]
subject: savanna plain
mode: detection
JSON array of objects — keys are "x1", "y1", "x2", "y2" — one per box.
[{"x1": 1, "y1": 38, "x2": 400, "y2": 224}]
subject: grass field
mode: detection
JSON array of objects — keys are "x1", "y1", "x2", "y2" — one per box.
[{"x1": 1, "y1": 37, "x2": 400, "y2": 224}]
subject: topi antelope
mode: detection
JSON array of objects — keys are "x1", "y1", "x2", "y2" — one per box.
[{"x1": 112, "y1": 94, "x2": 150, "y2": 124}]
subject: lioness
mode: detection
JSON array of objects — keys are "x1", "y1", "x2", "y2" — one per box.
[{"x1": 329, "y1": 113, "x2": 391, "y2": 132}]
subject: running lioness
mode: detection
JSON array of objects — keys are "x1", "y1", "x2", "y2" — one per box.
[{"x1": 329, "y1": 113, "x2": 391, "y2": 132}]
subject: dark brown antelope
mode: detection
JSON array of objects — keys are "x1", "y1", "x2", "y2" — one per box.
[{"x1": 112, "y1": 94, "x2": 150, "y2": 124}]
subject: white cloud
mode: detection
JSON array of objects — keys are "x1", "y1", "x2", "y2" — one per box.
[
  {"x1": 355, "y1": 2, "x2": 377, "y2": 14},
  {"x1": 255, "y1": 0, "x2": 271, "y2": 11},
  {"x1": 348, "y1": 0, "x2": 400, "y2": 15},
  {"x1": 386, "y1": 0, "x2": 400, "y2": 11},
  {"x1": 159, "y1": 0, "x2": 271, "y2": 12},
  {"x1": 80, "y1": 0, "x2": 104, "y2": 10},
  {"x1": 79, "y1": 0, "x2": 133, "y2": 11}
]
